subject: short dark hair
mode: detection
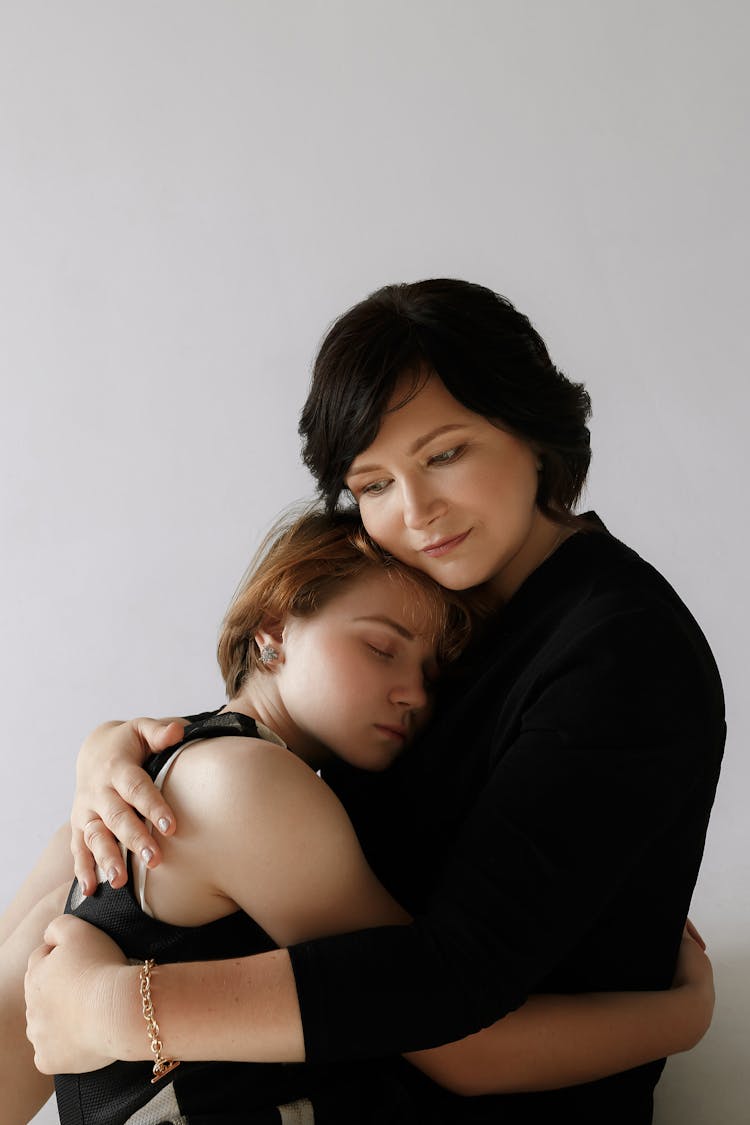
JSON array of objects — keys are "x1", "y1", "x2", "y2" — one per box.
[{"x1": 299, "y1": 279, "x2": 592, "y2": 525}]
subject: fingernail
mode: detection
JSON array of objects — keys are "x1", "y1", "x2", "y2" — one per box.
[
  {"x1": 107, "y1": 868, "x2": 118, "y2": 885},
  {"x1": 157, "y1": 817, "x2": 170, "y2": 833},
  {"x1": 141, "y1": 847, "x2": 154, "y2": 865},
  {"x1": 80, "y1": 879, "x2": 89, "y2": 896}
]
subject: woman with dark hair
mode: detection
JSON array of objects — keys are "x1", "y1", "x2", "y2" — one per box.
[{"x1": 25, "y1": 280, "x2": 724, "y2": 1124}]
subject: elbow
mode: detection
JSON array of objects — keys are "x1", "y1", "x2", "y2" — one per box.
[
  {"x1": 405, "y1": 1053, "x2": 500, "y2": 1098},
  {"x1": 439, "y1": 1074, "x2": 489, "y2": 1098}
]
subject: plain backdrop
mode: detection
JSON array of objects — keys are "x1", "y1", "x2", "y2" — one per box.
[{"x1": 1, "y1": 3, "x2": 747, "y2": 1122}]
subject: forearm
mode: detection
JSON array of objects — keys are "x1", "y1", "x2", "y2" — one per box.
[
  {"x1": 110, "y1": 950, "x2": 305, "y2": 1064},
  {"x1": 406, "y1": 984, "x2": 710, "y2": 1096},
  {"x1": 1, "y1": 886, "x2": 69, "y2": 1124},
  {"x1": 0, "y1": 824, "x2": 73, "y2": 945}
]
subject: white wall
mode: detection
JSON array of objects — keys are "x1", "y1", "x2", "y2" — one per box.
[{"x1": 1, "y1": 3, "x2": 747, "y2": 1121}]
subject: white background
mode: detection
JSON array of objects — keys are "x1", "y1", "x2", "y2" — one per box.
[{"x1": 1, "y1": 3, "x2": 747, "y2": 1122}]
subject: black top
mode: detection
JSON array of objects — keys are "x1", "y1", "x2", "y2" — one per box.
[
  {"x1": 289, "y1": 516, "x2": 725, "y2": 1123},
  {"x1": 55, "y1": 712, "x2": 413, "y2": 1125}
]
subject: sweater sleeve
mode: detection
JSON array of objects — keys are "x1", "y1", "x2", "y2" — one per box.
[{"x1": 287, "y1": 607, "x2": 724, "y2": 1062}]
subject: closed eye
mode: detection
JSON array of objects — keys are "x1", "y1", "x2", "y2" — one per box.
[{"x1": 367, "y1": 644, "x2": 393, "y2": 659}]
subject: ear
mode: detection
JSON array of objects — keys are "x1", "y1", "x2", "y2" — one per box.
[{"x1": 254, "y1": 617, "x2": 285, "y2": 667}]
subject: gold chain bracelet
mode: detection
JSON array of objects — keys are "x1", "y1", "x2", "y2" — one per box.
[{"x1": 139, "y1": 959, "x2": 181, "y2": 1084}]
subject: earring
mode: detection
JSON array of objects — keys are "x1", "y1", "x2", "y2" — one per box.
[{"x1": 260, "y1": 645, "x2": 279, "y2": 665}]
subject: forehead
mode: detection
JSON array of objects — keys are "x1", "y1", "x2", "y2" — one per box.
[
  {"x1": 351, "y1": 375, "x2": 481, "y2": 466},
  {"x1": 322, "y1": 569, "x2": 439, "y2": 652}
]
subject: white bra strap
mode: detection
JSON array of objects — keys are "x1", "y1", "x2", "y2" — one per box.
[{"x1": 134, "y1": 744, "x2": 192, "y2": 918}]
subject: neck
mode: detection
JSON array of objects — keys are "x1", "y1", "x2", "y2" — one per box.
[
  {"x1": 224, "y1": 682, "x2": 331, "y2": 770},
  {"x1": 484, "y1": 512, "x2": 575, "y2": 607}
]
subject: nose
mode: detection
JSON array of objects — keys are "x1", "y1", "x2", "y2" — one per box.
[
  {"x1": 400, "y1": 476, "x2": 446, "y2": 531},
  {"x1": 389, "y1": 670, "x2": 429, "y2": 714}
]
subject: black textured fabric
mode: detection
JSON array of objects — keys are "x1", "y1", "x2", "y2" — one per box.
[
  {"x1": 55, "y1": 712, "x2": 410, "y2": 1125},
  {"x1": 289, "y1": 516, "x2": 726, "y2": 1123}
]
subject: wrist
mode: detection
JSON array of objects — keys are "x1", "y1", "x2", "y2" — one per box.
[{"x1": 108, "y1": 965, "x2": 152, "y2": 1063}]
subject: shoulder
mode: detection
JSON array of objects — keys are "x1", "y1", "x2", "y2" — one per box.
[
  {"x1": 153, "y1": 735, "x2": 362, "y2": 927},
  {"x1": 547, "y1": 529, "x2": 718, "y2": 672},
  {"x1": 163, "y1": 735, "x2": 335, "y2": 826},
  {"x1": 160, "y1": 735, "x2": 406, "y2": 945},
  {"x1": 507, "y1": 533, "x2": 725, "y2": 747}
]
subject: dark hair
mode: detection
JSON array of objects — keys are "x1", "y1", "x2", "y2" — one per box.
[
  {"x1": 218, "y1": 508, "x2": 471, "y2": 696},
  {"x1": 299, "y1": 279, "x2": 592, "y2": 526}
]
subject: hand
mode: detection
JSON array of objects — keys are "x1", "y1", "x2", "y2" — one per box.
[
  {"x1": 25, "y1": 914, "x2": 132, "y2": 1074},
  {"x1": 684, "y1": 917, "x2": 706, "y2": 951},
  {"x1": 672, "y1": 919, "x2": 715, "y2": 1049},
  {"x1": 71, "y1": 718, "x2": 185, "y2": 894}
]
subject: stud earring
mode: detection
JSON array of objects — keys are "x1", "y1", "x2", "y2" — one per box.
[{"x1": 260, "y1": 645, "x2": 279, "y2": 665}]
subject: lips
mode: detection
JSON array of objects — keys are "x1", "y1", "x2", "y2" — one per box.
[
  {"x1": 421, "y1": 530, "x2": 470, "y2": 558},
  {"x1": 374, "y1": 724, "x2": 408, "y2": 741}
]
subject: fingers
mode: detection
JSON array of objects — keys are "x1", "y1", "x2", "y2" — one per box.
[
  {"x1": 70, "y1": 717, "x2": 183, "y2": 891},
  {"x1": 71, "y1": 826, "x2": 99, "y2": 896},
  {"x1": 75, "y1": 816, "x2": 128, "y2": 890},
  {"x1": 42, "y1": 913, "x2": 80, "y2": 945},
  {"x1": 685, "y1": 917, "x2": 707, "y2": 951},
  {"x1": 134, "y1": 717, "x2": 186, "y2": 754},
  {"x1": 79, "y1": 807, "x2": 158, "y2": 889},
  {"x1": 112, "y1": 761, "x2": 176, "y2": 837}
]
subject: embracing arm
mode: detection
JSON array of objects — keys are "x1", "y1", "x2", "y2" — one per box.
[
  {"x1": 27, "y1": 722, "x2": 713, "y2": 1093},
  {"x1": 26, "y1": 913, "x2": 713, "y2": 1093},
  {"x1": 406, "y1": 925, "x2": 713, "y2": 1094}
]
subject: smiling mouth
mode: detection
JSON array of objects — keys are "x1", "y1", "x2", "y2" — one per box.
[{"x1": 421, "y1": 531, "x2": 470, "y2": 558}]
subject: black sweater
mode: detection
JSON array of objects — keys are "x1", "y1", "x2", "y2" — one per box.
[{"x1": 288, "y1": 517, "x2": 725, "y2": 1123}]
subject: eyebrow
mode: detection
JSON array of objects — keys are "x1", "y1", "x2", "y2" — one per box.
[
  {"x1": 353, "y1": 615, "x2": 415, "y2": 641},
  {"x1": 347, "y1": 424, "x2": 468, "y2": 479}
]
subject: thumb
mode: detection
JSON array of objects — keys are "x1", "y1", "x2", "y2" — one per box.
[
  {"x1": 26, "y1": 941, "x2": 53, "y2": 974},
  {"x1": 43, "y1": 913, "x2": 78, "y2": 947},
  {"x1": 135, "y1": 717, "x2": 186, "y2": 754}
]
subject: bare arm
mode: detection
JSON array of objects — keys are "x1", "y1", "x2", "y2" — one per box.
[
  {"x1": 0, "y1": 824, "x2": 73, "y2": 945},
  {"x1": 1, "y1": 882, "x2": 70, "y2": 1125},
  {"x1": 0, "y1": 826, "x2": 75, "y2": 1124},
  {"x1": 28, "y1": 730, "x2": 714, "y2": 1092},
  {"x1": 26, "y1": 915, "x2": 713, "y2": 1093},
  {"x1": 406, "y1": 925, "x2": 713, "y2": 1094}
]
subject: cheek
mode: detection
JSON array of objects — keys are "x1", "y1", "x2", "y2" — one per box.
[
  {"x1": 359, "y1": 504, "x2": 398, "y2": 550},
  {"x1": 489, "y1": 452, "x2": 539, "y2": 510}
]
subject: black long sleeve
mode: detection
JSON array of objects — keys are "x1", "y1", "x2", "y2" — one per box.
[{"x1": 287, "y1": 521, "x2": 724, "y2": 1119}]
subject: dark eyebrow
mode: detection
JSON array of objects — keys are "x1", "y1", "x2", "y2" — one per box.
[
  {"x1": 353, "y1": 615, "x2": 415, "y2": 641},
  {"x1": 347, "y1": 424, "x2": 467, "y2": 480}
]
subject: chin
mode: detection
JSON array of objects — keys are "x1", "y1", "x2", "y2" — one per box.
[{"x1": 355, "y1": 749, "x2": 401, "y2": 772}]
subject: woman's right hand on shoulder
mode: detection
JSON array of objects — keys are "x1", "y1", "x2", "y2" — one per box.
[{"x1": 71, "y1": 717, "x2": 185, "y2": 895}]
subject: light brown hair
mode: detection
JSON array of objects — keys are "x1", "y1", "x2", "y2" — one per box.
[{"x1": 218, "y1": 508, "x2": 472, "y2": 697}]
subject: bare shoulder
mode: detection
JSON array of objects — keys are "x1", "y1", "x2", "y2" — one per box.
[
  {"x1": 159, "y1": 735, "x2": 349, "y2": 873},
  {"x1": 162, "y1": 734, "x2": 332, "y2": 817},
  {"x1": 153, "y1": 734, "x2": 408, "y2": 943},
  {"x1": 144, "y1": 736, "x2": 332, "y2": 926}
]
